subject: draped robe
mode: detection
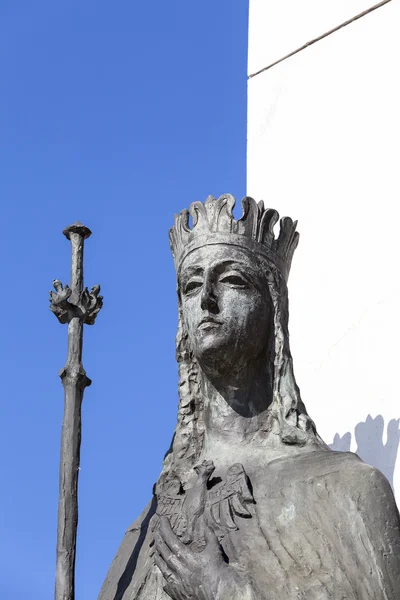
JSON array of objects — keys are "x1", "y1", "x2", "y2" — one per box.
[{"x1": 99, "y1": 448, "x2": 400, "y2": 599}]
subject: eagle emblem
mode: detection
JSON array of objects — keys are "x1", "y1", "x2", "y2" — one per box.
[{"x1": 153, "y1": 461, "x2": 254, "y2": 550}]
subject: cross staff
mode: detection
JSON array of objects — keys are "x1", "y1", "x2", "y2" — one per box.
[{"x1": 49, "y1": 222, "x2": 103, "y2": 600}]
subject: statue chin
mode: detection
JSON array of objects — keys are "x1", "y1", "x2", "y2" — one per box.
[
  {"x1": 192, "y1": 326, "x2": 225, "y2": 360},
  {"x1": 191, "y1": 328, "x2": 244, "y2": 378}
]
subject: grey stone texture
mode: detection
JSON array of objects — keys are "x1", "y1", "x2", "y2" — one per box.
[{"x1": 99, "y1": 196, "x2": 400, "y2": 599}]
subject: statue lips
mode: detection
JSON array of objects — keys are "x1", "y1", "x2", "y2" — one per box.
[{"x1": 197, "y1": 317, "x2": 223, "y2": 331}]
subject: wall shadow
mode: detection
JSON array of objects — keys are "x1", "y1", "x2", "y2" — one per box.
[{"x1": 330, "y1": 415, "x2": 400, "y2": 489}]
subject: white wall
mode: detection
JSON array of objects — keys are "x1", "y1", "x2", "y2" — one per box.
[{"x1": 247, "y1": 0, "x2": 400, "y2": 496}]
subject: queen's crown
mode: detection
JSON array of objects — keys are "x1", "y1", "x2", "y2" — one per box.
[{"x1": 169, "y1": 194, "x2": 299, "y2": 282}]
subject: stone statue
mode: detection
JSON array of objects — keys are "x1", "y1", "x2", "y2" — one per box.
[{"x1": 99, "y1": 195, "x2": 400, "y2": 599}]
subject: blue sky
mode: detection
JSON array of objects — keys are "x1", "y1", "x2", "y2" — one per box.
[{"x1": 0, "y1": 2, "x2": 248, "y2": 598}]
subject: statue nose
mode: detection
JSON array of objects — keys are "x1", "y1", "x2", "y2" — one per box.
[{"x1": 200, "y1": 279, "x2": 218, "y2": 312}]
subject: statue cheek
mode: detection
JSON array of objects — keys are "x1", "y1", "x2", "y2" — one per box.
[
  {"x1": 227, "y1": 294, "x2": 263, "y2": 321},
  {"x1": 239, "y1": 298, "x2": 271, "y2": 340},
  {"x1": 182, "y1": 297, "x2": 200, "y2": 325}
]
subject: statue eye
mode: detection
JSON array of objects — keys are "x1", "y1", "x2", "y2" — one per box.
[
  {"x1": 184, "y1": 279, "x2": 203, "y2": 294},
  {"x1": 220, "y1": 274, "x2": 248, "y2": 287}
]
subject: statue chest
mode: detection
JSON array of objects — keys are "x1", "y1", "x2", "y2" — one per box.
[{"x1": 146, "y1": 452, "x2": 394, "y2": 599}]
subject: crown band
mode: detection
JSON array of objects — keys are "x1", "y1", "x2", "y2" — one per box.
[
  {"x1": 169, "y1": 195, "x2": 299, "y2": 284},
  {"x1": 176, "y1": 232, "x2": 287, "y2": 280}
]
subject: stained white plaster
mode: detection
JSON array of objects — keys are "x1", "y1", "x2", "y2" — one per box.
[
  {"x1": 247, "y1": 0, "x2": 400, "y2": 496},
  {"x1": 248, "y1": 0, "x2": 387, "y2": 75}
]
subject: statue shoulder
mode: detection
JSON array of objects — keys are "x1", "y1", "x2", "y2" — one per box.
[
  {"x1": 338, "y1": 455, "x2": 398, "y2": 512},
  {"x1": 318, "y1": 450, "x2": 397, "y2": 505},
  {"x1": 298, "y1": 449, "x2": 398, "y2": 522},
  {"x1": 263, "y1": 449, "x2": 400, "y2": 564},
  {"x1": 263, "y1": 447, "x2": 397, "y2": 506},
  {"x1": 263, "y1": 447, "x2": 362, "y2": 482}
]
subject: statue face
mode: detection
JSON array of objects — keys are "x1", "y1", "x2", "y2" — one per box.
[{"x1": 179, "y1": 244, "x2": 272, "y2": 376}]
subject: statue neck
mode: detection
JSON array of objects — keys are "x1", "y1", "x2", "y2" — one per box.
[
  {"x1": 200, "y1": 361, "x2": 274, "y2": 447},
  {"x1": 199, "y1": 364, "x2": 308, "y2": 472}
]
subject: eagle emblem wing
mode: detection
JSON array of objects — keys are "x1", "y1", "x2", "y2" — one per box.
[
  {"x1": 152, "y1": 475, "x2": 188, "y2": 543},
  {"x1": 207, "y1": 463, "x2": 254, "y2": 536}
]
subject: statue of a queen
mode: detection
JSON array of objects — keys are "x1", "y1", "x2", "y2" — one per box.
[{"x1": 99, "y1": 195, "x2": 400, "y2": 600}]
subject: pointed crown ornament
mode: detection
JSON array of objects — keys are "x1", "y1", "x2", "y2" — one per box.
[{"x1": 169, "y1": 194, "x2": 299, "y2": 283}]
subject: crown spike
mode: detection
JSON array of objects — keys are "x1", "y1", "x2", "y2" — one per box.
[
  {"x1": 259, "y1": 208, "x2": 279, "y2": 248},
  {"x1": 275, "y1": 217, "x2": 298, "y2": 260},
  {"x1": 237, "y1": 197, "x2": 259, "y2": 240},
  {"x1": 189, "y1": 202, "x2": 207, "y2": 231},
  {"x1": 204, "y1": 196, "x2": 217, "y2": 231},
  {"x1": 214, "y1": 194, "x2": 235, "y2": 233}
]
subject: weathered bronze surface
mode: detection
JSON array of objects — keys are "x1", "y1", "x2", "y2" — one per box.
[
  {"x1": 50, "y1": 222, "x2": 103, "y2": 600},
  {"x1": 99, "y1": 196, "x2": 400, "y2": 599}
]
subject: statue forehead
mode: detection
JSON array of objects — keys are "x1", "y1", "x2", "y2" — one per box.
[{"x1": 180, "y1": 244, "x2": 258, "y2": 272}]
